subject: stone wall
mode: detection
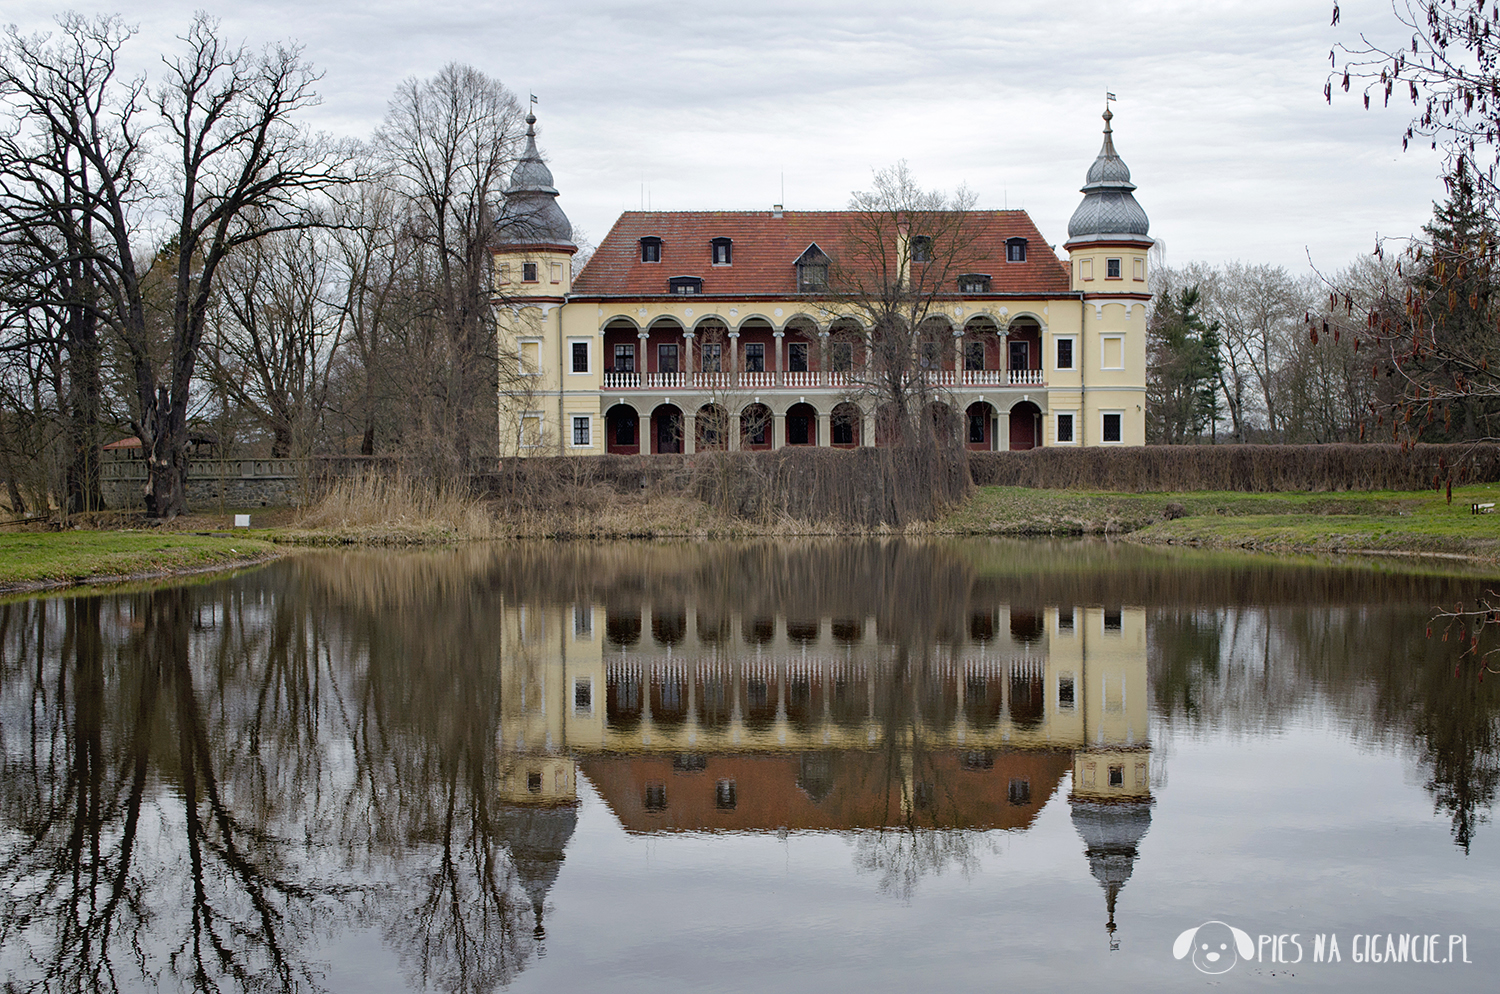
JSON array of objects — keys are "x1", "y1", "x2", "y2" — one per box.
[{"x1": 102, "y1": 457, "x2": 311, "y2": 509}]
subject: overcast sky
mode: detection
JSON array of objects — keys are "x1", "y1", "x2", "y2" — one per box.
[{"x1": 7, "y1": 0, "x2": 1446, "y2": 275}]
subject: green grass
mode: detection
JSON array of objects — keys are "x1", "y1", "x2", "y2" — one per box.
[
  {"x1": 940, "y1": 483, "x2": 1500, "y2": 560},
  {"x1": 0, "y1": 531, "x2": 281, "y2": 591}
]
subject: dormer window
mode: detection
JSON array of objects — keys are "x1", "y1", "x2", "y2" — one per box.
[
  {"x1": 796, "y1": 243, "x2": 831, "y2": 292},
  {"x1": 911, "y1": 235, "x2": 933, "y2": 263},
  {"x1": 640, "y1": 237, "x2": 662, "y2": 263},
  {"x1": 668, "y1": 276, "x2": 702, "y2": 295},
  {"x1": 711, "y1": 237, "x2": 732, "y2": 266},
  {"x1": 959, "y1": 273, "x2": 992, "y2": 294},
  {"x1": 1006, "y1": 237, "x2": 1028, "y2": 263}
]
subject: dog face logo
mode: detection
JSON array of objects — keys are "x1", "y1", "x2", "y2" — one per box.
[{"x1": 1173, "y1": 921, "x2": 1255, "y2": 974}]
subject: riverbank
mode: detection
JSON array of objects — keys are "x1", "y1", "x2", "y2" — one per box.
[
  {"x1": 0, "y1": 531, "x2": 283, "y2": 594},
  {"x1": 940, "y1": 484, "x2": 1500, "y2": 561}
]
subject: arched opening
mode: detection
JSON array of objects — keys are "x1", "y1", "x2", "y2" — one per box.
[
  {"x1": 646, "y1": 318, "x2": 685, "y2": 380},
  {"x1": 737, "y1": 318, "x2": 774, "y2": 381},
  {"x1": 696, "y1": 403, "x2": 729, "y2": 450},
  {"x1": 965, "y1": 401, "x2": 996, "y2": 451},
  {"x1": 784, "y1": 317, "x2": 819, "y2": 381},
  {"x1": 651, "y1": 668, "x2": 688, "y2": 726},
  {"x1": 1006, "y1": 318, "x2": 1043, "y2": 381},
  {"x1": 694, "y1": 318, "x2": 730, "y2": 382},
  {"x1": 650, "y1": 403, "x2": 683, "y2": 454},
  {"x1": 740, "y1": 403, "x2": 772, "y2": 450},
  {"x1": 963, "y1": 316, "x2": 1002, "y2": 381},
  {"x1": 828, "y1": 318, "x2": 862, "y2": 383},
  {"x1": 830, "y1": 402, "x2": 861, "y2": 447},
  {"x1": 928, "y1": 401, "x2": 959, "y2": 446},
  {"x1": 1009, "y1": 401, "x2": 1041, "y2": 450},
  {"x1": 605, "y1": 403, "x2": 640, "y2": 454},
  {"x1": 603, "y1": 319, "x2": 641, "y2": 383},
  {"x1": 785, "y1": 402, "x2": 817, "y2": 446},
  {"x1": 917, "y1": 316, "x2": 954, "y2": 373}
]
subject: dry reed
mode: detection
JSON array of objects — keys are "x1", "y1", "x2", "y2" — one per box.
[{"x1": 296, "y1": 470, "x2": 498, "y2": 541}]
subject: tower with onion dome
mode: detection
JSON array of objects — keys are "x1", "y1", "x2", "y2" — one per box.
[{"x1": 1062, "y1": 103, "x2": 1154, "y2": 447}]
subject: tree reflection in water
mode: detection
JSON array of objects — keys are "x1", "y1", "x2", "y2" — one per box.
[{"x1": 1, "y1": 540, "x2": 1499, "y2": 991}]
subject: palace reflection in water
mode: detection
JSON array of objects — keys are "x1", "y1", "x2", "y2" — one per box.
[{"x1": 2, "y1": 541, "x2": 1498, "y2": 994}]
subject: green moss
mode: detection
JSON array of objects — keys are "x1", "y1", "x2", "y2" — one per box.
[{"x1": 0, "y1": 531, "x2": 281, "y2": 591}]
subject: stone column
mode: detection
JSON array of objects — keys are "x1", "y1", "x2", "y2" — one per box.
[
  {"x1": 773, "y1": 330, "x2": 785, "y2": 387},
  {"x1": 684, "y1": 413, "x2": 697, "y2": 454},
  {"x1": 953, "y1": 328, "x2": 965, "y2": 385},
  {"x1": 772, "y1": 411, "x2": 786, "y2": 449},
  {"x1": 818, "y1": 330, "x2": 830, "y2": 386},
  {"x1": 816, "y1": 411, "x2": 831, "y2": 448},
  {"x1": 861, "y1": 411, "x2": 876, "y2": 448},
  {"x1": 683, "y1": 331, "x2": 695, "y2": 378},
  {"x1": 728, "y1": 331, "x2": 740, "y2": 380},
  {"x1": 997, "y1": 409, "x2": 1011, "y2": 452},
  {"x1": 729, "y1": 412, "x2": 742, "y2": 451},
  {"x1": 637, "y1": 330, "x2": 650, "y2": 377}
]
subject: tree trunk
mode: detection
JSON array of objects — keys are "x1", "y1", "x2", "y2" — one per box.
[{"x1": 141, "y1": 387, "x2": 189, "y2": 520}]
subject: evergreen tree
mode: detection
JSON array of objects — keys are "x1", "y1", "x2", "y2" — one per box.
[{"x1": 1147, "y1": 286, "x2": 1223, "y2": 444}]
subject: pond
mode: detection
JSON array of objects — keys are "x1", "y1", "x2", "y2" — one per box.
[{"x1": 1, "y1": 540, "x2": 1497, "y2": 992}]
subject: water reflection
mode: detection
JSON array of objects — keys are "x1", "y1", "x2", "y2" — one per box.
[{"x1": 0, "y1": 540, "x2": 1497, "y2": 993}]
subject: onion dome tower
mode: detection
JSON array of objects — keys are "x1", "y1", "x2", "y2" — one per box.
[
  {"x1": 1070, "y1": 798, "x2": 1153, "y2": 946},
  {"x1": 1066, "y1": 106, "x2": 1151, "y2": 245},
  {"x1": 493, "y1": 109, "x2": 576, "y2": 302}
]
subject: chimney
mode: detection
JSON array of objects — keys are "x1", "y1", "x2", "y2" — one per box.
[{"x1": 772, "y1": 204, "x2": 783, "y2": 218}]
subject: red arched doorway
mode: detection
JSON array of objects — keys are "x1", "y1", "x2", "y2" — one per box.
[{"x1": 1009, "y1": 401, "x2": 1041, "y2": 450}]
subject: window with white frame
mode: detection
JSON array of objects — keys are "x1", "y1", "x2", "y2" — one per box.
[
  {"x1": 574, "y1": 678, "x2": 593, "y2": 713},
  {"x1": 1106, "y1": 257, "x2": 1121, "y2": 279},
  {"x1": 1055, "y1": 411, "x2": 1076, "y2": 444},
  {"x1": 572, "y1": 415, "x2": 592, "y2": 447},
  {"x1": 1055, "y1": 336, "x2": 1075, "y2": 370},
  {"x1": 520, "y1": 413, "x2": 544, "y2": 448},
  {"x1": 1101, "y1": 411, "x2": 1124, "y2": 443},
  {"x1": 569, "y1": 340, "x2": 590, "y2": 374},
  {"x1": 613, "y1": 342, "x2": 635, "y2": 373},
  {"x1": 573, "y1": 605, "x2": 593, "y2": 640},
  {"x1": 519, "y1": 340, "x2": 541, "y2": 375},
  {"x1": 1100, "y1": 335, "x2": 1124, "y2": 370},
  {"x1": 711, "y1": 237, "x2": 732, "y2": 265},
  {"x1": 522, "y1": 261, "x2": 538, "y2": 282}
]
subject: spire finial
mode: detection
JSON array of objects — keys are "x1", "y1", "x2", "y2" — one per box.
[
  {"x1": 1104, "y1": 91, "x2": 1116, "y2": 131},
  {"x1": 527, "y1": 93, "x2": 538, "y2": 134}
]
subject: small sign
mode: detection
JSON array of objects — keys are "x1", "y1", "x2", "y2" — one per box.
[{"x1": 233, "y1": 514, "x2": 250, "y2": 528}]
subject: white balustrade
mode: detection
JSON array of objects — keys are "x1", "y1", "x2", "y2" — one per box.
[
  {"x1": 603, "y1": 371, "x2": 640, "y2": 389},
  {"x1": 1008, "y1": 369, "x2": 1045, "y2": 386},
  {"x1": 783, "y1": 370, "x2": 818, "y2": 388}
]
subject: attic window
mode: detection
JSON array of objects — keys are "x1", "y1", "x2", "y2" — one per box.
[
  {"x1": 911, "y1": 235, "x2": 933, "y2": 263},
  {"x1": 711, "y1": 237, "x2": 732, "y2": 266},
  {"x1": 959, "y1": 273, "x2": 992, "y2": 293},
  {"x1": 640, "y1": 237, "x2": 662, "y2": 263},
  {"x1": 1006, "y1": 237, "x2": 1028, "y2": 263},
  {"x1": 796, "y1": 243, "x2": 831, "y2": 291},
  {"x1": 668, "y1": 276, "x2": 702, "y2": 295}
]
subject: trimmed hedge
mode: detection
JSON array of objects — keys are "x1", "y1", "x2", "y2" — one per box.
[{"x1": 966, "y1": 443, "x2": 1500, "y2": 493}]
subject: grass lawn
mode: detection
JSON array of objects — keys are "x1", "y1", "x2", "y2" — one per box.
[
  {"x1": 0, "y1": 530, "x2": 281, "y2": 591},
  {"x1": 942, "y1": 483, "x2": 1500, "y2": 560}
]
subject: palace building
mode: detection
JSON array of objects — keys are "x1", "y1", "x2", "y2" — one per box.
[{"x1": 491, "y1": 107, "x2": 1152, "y2": 457}]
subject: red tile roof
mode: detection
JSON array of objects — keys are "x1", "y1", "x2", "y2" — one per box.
[{"x1": 571, "y1": 210, "x2": 1073, "y2": 298}]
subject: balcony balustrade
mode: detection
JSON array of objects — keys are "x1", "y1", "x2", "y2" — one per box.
[{"x1": 600, "y1": 368, "x2": 1046, "y2": 390}]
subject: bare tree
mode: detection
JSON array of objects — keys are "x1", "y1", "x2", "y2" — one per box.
[
  {"x1": 375, "y1": 64, "x2": 526, "y2": 474},
  {"x1": 0, "y1": 14, "x2": 348, "y2": 518}
]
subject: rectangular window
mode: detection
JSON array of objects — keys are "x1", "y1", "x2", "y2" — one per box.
[
  {"x1": 1056, "y1": 412, "x2": 1075, "y2": 443},
  {"x1": 641, "y1": 238, "x2": 661, "y2": 263},
  {"x1": 716, "y1": 779, "x2": 737, "y2": 810},
  {"x1": 1009, "y1": 340, "x2": 1029, "y2": 371},
  {"x1": 1106, "y1": 257, "x2": 1121, "y2": 279},
  {"x1": 570, "y1": 341, "x2": 589, "y2": 373},
  {"x1": 1105, "y1": 608, "x2": 1123, "y2": 630},
  {"x1": 911, "y1": 235, "x2": 933, "y2": 263},
  {"x1": 968, "y1": 410, "x2": 986, "y2": 444},
  {"x1": 1058, "y1": 675, "x2": 1076, "y2": 709},
  {"x1": 1006, "y1": 240, "x2": 1027, "y2": 263},
  {"x1": 1008, "y1": 778, "x2": 1032, "y2": 805},
  {"x1": 574, "y1": 605, "x2": 592, "y2": 639},
  {"x1": 919, "y1": 340, "x2": 941, "y2": 369},
  {"x1": 574, "y1": 679, "x2": 592, "y2": 712},
  {"x1": 614, "y1": 343, "x2": 635, "y2": 372},
  {"x1": 522, "y1": 261, "x2": 538, "y2": 282},
  {"x1": 830, "y1": 342, "x2": 853, "y2": 372},
  {"x1": 1109, "y1": 765, "x2": 1125, "y2": 787},
  {"x1": 832, "y1": 414, "x2": 854, "y2": 445},
  {"x1": 788, "y1": 342, "x2": 808, "y2": 372},
  {"x1": 964, "y1": 341, "x2": 985, "y2": 371},
  {"x1": 572, "y1": 416, "x2": 591, "y2": 447},
  {"x1": 644, "y1": 782, "x2": 667, "y2": 812},
  {"x1": 712, "y1": 239, "x2": 732, "y2": 265},
  {"x1": 1058, "y1": 606, "x2": 1075, "y2": 632},
  {"x1": 1056, "y1": 337, "x2": 1074, "y2": 370},
  {"x1": 551, "y1": 262, "x2": 563, "y2": 284},
  {"x1": 658, "y1": 343, "x2": 679, "y2": 374},
  {"x1": 519, "y1": 340, "x2": 541, "y2": 375},
  {"x1": 1102, "y1": 411, "x2": 1123, "y2": 443},
  {"x1": 1101, "y1": 336, "x2": 1123, "y2": 369},
  {"x1": 1133, "y1": 257, "x2": 1145, "y2": 281},
  {"x1": 701, "y1": 342, "x2": 722, "y2": 373},
  {"x1": 745, "y1": 342, "x2": 766, "y2": 372},
  {"x1": 615, "y1": 413, "x2": 637, "y2": 446}
]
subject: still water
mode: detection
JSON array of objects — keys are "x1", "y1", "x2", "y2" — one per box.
[{"x1": 1, "y1": 540, "x2": 1498, "y2": 992}]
